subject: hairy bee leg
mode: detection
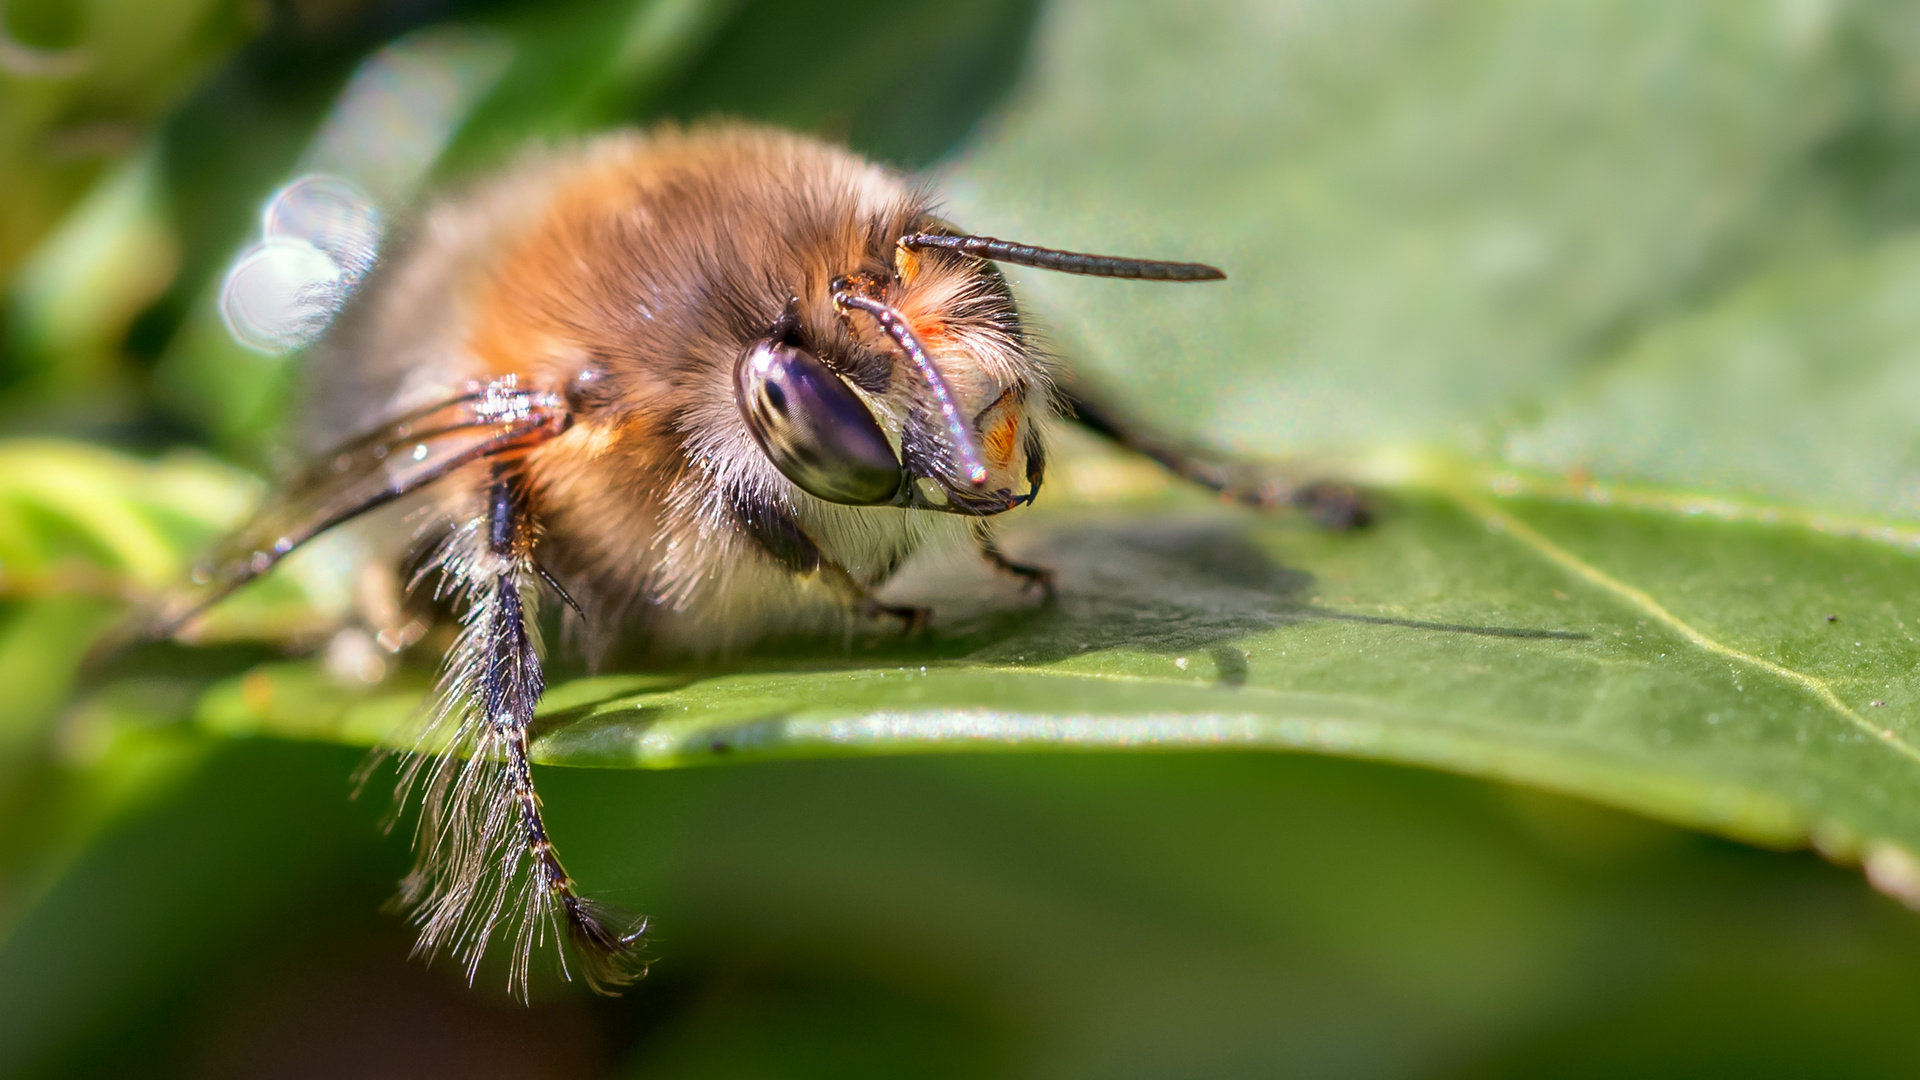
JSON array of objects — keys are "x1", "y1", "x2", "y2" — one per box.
[
  {"x1": 971, "y1": 523, "x2": 1056, "y2": 597},
  {"x1": 1060, "y1": 384, "x2": 1371, "y2": 530},
  {"x1": 405, "y1": 474, "x2": 645, "y2": 998},
  {"x1": 487, "y1": 477, "x2": 648, "y2": 993}
]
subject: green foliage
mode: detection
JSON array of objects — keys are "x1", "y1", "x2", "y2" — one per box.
[{"x1": 10, "y1": 0, "x2": 1920, "y2": 1075}]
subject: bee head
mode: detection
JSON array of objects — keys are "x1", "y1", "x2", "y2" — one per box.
[
  {"x1": 733, "y1": 257, "x2": 1040, "y2": 517},
  {"x1": 731, "y1": 224, "x2": 1222, "y2": 516}
]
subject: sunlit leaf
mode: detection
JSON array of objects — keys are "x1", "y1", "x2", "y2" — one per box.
[
  {"x1": 134, "y1": 0, "x2": 1920, "y2": 911},
  {"x1": 21, "y1": 0, "x2": 1920, "y2": 1072}
]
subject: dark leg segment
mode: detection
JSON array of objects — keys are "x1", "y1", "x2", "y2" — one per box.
[
  {"x1": 484, "y1": 477, "x2": 646, "y2": 993},
  {"x1": 821, "y1": 563, "x2": 931, "y2": 633},
  {"x1": 1061, "y1": 384, "x2": 1370, "y2": 529}
]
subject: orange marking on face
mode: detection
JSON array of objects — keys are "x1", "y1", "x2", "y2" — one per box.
[
  {"x1": 977, "y1": 386, "x2": 1021, "y2": 471},
  {"x1": 984, "y1": 414, "x2": 1020, "y2": 471}
]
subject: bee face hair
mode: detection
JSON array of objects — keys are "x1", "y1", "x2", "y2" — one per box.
[{"x1": 169, "y1": 121, "x2": 1226, "y2": 998}]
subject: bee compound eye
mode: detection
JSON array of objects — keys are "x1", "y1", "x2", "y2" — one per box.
[{"x1": 735, "y1": 339, "x2": 903, "y2": 505}]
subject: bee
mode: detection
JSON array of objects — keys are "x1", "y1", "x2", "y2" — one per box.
[{"x1": 161, "y1": 122, "x2": 1352, "y2": 997}]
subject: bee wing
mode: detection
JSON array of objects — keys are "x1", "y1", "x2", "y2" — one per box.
[{"x1": 153, "y1": 383, "x2": 571, "y2": 636}]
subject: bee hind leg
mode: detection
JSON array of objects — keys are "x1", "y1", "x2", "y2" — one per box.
[{"x1": 407, "y1": 471, "x2": 647, "y2": 998}]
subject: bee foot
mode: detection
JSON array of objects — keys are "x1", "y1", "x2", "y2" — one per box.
[
  {"x1": 1290, "y1": 481, "x2": 1371, "y2": 530},
  {"x1": 998, "y1": 559, "x2": 1057, "y2": 598},
  {"x1": 864, "y1": 600, "x2": 930, "y2": 635},
  {"x1": 978, "y1": 541, "x2": 1057, "y2": 599}
]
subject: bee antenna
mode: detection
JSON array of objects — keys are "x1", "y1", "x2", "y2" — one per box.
[
  {"x1": 831, "y1": 287, "x2": 989, "y2": 487},
  {"x1": 897, "y1": 232, "x2": 1226, "y2": 282}
]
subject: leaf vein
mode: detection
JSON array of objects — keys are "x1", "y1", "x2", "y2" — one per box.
[{"x1": 1445, "y1": 486, "x2": 1920, "y2": 769}]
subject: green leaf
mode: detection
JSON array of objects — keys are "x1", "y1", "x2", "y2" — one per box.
[
  {"x1": 64, "y1": 0, "x2": 1920, "y2": 911},
  {"x1": 937, "y1": 0, "x2": 1920, "y2": 497},
  {"x1": 0, "y1": 440, "x2": 284, "y2": 939},
  {"x1": 28, "y1": 0, "x2": 1920, "y2": 1070},
  {"x1": 0, "y1": 0, "x2": 250, "y2": 280},
  {"x1": 1505, "y1": 235, "x2": 1920, "y2": 521},
  {"x1": 22, "y1": 740, "x2": 1920, "y2": 1078},
  {"x1": 184, "y1": 432, "x2": 1920, "y2": 897},
  {"x1": 0, "y1": 439, "x2": 354, "y2": 641}
]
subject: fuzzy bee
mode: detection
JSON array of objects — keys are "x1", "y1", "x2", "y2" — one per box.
[{"x1": 161, "y1": 122, "x2": 1353, "y2": 996}]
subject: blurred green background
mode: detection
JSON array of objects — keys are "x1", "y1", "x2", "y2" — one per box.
[{"x1": 13, "y1": 0, "x2": 1920, "y2": 1076}]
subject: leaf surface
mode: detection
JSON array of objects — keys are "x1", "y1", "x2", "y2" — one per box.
[
  {"x1": 38, "y1": 0, "x2": 1920, "y2": 901},
  {"x1": 191, "y1": 438, "x2": 1920, "y2": 891}
]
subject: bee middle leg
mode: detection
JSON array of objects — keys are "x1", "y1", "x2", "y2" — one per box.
[
  {"x1": 728, "y1": 489, "x2": 929, "y2": 633},
  {"x1": 1060, "y1": 382, "x2": 1370, "y2": 530},
  {"x1": 819, "y1": 564, "x2": 930, "y2": 633}
]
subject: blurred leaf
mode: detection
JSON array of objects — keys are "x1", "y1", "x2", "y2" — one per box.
[
  {"x1": 0, "y1": 597, "x2": 121, "y2": 747},
  {"x1": 0, "y1": 739, "x2": 402, "y2": 1080},
  {"x1": 938, "y1": 0, "x2": 1920, "y2": 519},
  {"x1": 654, "y1": 0, "x2": 1044, "y2": 170},
  {"x1": 1505, "y1": 234, "x2": 1920, "y2": 520},
  {"x1": 0, "y1": 0, "x2": 253, "y2": 276},
  {"x1": 3, "y1": 148, "x2": 176, "y2": 420},
  {"x1": 0, "y1": 438, "x2": 358, "y2": 672},
  {"x1": 0, "y1": 438, "x2": 236, "y2": 752},
  {"x1": 0, "y1": 700, "x2": 208, "y2": 942},
  {"x1": 15, "y1": 741, "x2": 1920, "y2": 1078},
  {"x1": 434, "y1": 0, "x2": 741, "y2": 174},
  {"x1": 0, "y1": 439, "x2": 265, "y2": 940},
  {"x1": 0, "y1": 440, "x2": 249, "y2": 595}
]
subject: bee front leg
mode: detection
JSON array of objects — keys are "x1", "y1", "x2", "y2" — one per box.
[
  {"x1": 971, "y1": 522, "x2": 1056, "y2": 597},
  {"x1": 1060, "y1": 382, "x2": 1370, "y2": 530}
]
